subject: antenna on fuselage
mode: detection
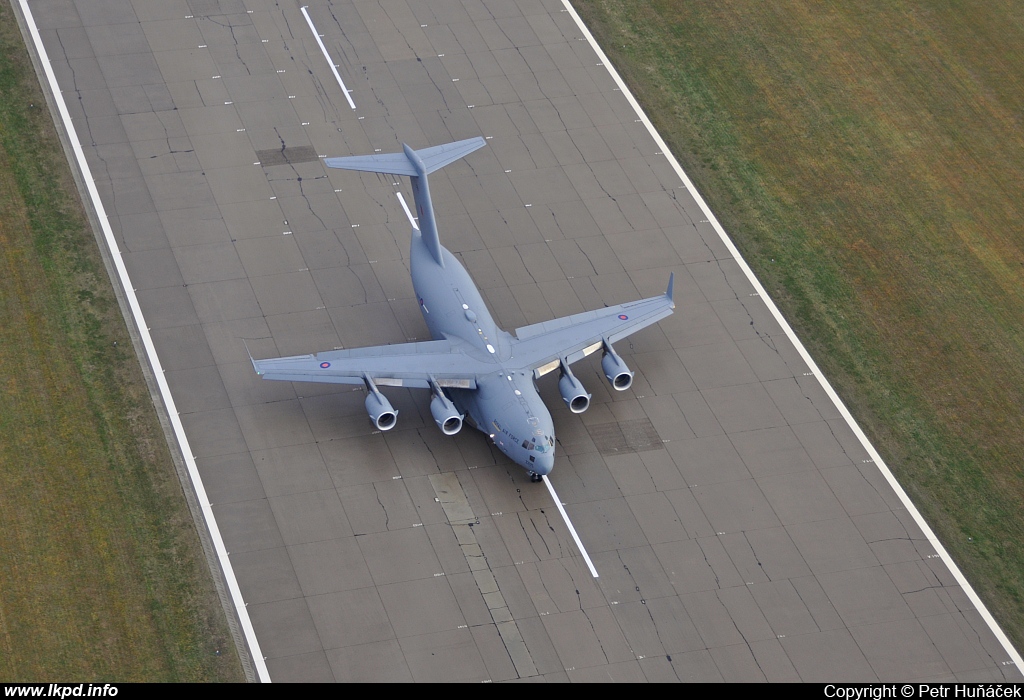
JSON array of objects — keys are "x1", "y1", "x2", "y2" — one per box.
[{"x1": 324, "y1": 137, "x2": 488, "y2": 268}]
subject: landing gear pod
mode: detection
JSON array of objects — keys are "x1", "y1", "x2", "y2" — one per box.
[
  {"x1": 365, "y1": 391, "x2": 398, "y2": 431},
  {"x1": 429, "y1": 378, "x2": 464, "y2": 435},
  {"x1": 601, "y1": 341, "x2": 634, "y2": 391},
  {"x1": 558, "y1": 360, "x2": 591, "y2": 413}
]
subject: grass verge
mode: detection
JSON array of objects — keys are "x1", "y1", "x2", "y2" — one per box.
[
  {"x1": 574, "y1": 0, "x2": 1024, "y2": 649},
  {"x1": 0, "y1": 3, "x2": 243, "y2": 681}
]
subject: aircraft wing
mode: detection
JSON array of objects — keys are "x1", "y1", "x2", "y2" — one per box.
[
  {"x1": 251, "y1": 337, "x2": 493, "y2": 390},
  {"x1": 510, "y1": 274, "x2": 675, "y2": 377}
]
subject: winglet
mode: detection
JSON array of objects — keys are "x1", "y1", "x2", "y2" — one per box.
[
  {"x1": 243, "y1": 339, "x2": 259, "y2": 374},
  {"x1": 666, "y1": 272, "x2": 675, "y2": 308}
]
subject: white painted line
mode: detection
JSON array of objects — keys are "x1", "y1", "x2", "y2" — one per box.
[
  {"x1": 559, "y1": 0, "x2": 1023, "y2": 670},
  {"x1": 396, "y1": 192, "x2": 419, "y2": 230},
  {"x1": 542, "y1": 475, "x2": 598, "y2": 578},
  {"x1": 14, "y1": 0, "x2": 271, "y2": 683},
  {"x1": 300, "y1": 5, "x2": 356, "y2": 110}
]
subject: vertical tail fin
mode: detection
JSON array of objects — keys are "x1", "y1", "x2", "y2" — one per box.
[{"x1": 325, "y1": 137, "x2": 487, "y2": 267}]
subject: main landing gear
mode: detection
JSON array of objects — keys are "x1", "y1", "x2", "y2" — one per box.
[{"x1": 528, "y1": 472, "x2": 543, "y2": 483}]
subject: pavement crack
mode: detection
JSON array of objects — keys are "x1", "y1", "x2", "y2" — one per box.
[
  {"x1": 579, "y1": 606, "x2": 610, "y2": 664},
  {"x1": 515, "y1": 247, "x2": 538, "y2": 285},
  {"x1": 279, "y1": 6, "x2": 297, "y2": 41},
  {"x1": 901, "y1": 583, "x2": 948, "y2": 595},
  {"x1": 790, "y1": 581, "x2": 823, "y2": 634},
  {"x1": 640, "y1": 597, "x2": 682, "y2": 671},
  {"x1": 54, "y1": 32, "x2": 91, "y2": 144},
  {"x1": 537, "y1": 573, "x2": 558, "y2": 612},
  {"x1": 564, "y1": 129, "x2": 590, "y2": 161},
  {"x1": 328, "y1": 10, "x2": 359, "y2": 66},
  {"x1": 715, "y1": 590, "x2": 768, "y2": 681},
  {"x1": 416, "y1": 428, "x2": 439, "y2": 470},
  {"x1": 519, "y1": 512, "x2": 552, "y2": 557},
  {"x1": 574, "y1": 248, "x2": 600, "y2": 280},
  {"x1": 373, "y1": 483, "x2": 390, "y2": 529},
  {"x1": 664, "y1": 654, "x2": 683, "y2": 682},
  {"x1": 696, "y1": 538, "x2": 721, "y2": 589},
  {"x1": 560, "y1": 559, "x2": 583, "y2": 611}
]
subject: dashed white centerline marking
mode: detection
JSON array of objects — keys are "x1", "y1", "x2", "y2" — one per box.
[
  {"x1": 542, "y1": 475, "x2": 598, "y2": 578},
  {"x1": 300, "y1": 5, "x2": 356, "y2": 110},
  {"x1": 397, "y1": 192, "x2": 419, "y2": 230}
]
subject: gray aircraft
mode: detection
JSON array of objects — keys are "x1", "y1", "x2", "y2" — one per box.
[{"x1": 251, "y1": 137, "x2": 674, "y2": 482}]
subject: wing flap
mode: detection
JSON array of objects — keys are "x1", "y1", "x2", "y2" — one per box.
[
  {"x1": 510, "y1": 280, "x2": 675, "y2": 375},
  {"x1": 253, "y1": 338, "x2": 490, "y2": 389}
]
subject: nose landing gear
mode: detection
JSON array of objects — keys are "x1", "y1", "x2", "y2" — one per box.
[{"x1": 528, "y1": 472, "x2": 543, "y2": 483}]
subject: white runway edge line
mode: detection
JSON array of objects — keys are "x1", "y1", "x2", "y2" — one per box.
[
  {"x1": 559, "y1": 0, "x2": 1024, "y2": 669},
  {"x1": 301, "y1": 5, "x2": 357, "y2": 110},
  {"x1": 542, "y1": 475, "x2": 599, "y2": 578},
  {"x1": 14, "y1": 0, "x2": 272, "y2": 683}
]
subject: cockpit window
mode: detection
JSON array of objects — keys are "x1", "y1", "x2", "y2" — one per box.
[{"x1": 531, "y1": 436, "x2": 553, "y2": 453}]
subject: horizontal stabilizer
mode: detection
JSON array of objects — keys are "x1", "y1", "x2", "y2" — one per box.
[
  {"x1": 416, "y1": 137, "x2": 487, "y2": 174},
  {"x1": 324, "y1": 137, "x2": 487, "y2": 269},
  {"x1": 325, "y1": 151, "x2": 418, "y2": 176},
  {"x1": 325, "y1": 137, "x2": 486, "y2": 177}
]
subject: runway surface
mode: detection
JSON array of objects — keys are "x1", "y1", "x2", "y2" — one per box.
[{"x1": 20, "y1": 0, "x2": 1023, "y2": 682}]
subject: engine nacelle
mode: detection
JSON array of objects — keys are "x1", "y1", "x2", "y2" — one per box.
[
  {"x1": 602, "y1": 348, "x2": 634, "y2": 391},
  {"x1": 365, "y1": 391, "x2": 398, "y2": 431},
  {"x1": 430, "y1": 393, "x2": 464, "y2": 435},
  {"x1": 558, "y1": 369, "x2": 591, "y2": 414}
]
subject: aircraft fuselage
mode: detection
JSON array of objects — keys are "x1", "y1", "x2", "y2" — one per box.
[{"x1": 409, "y1": 227, "x2": 556, "y2": 476}]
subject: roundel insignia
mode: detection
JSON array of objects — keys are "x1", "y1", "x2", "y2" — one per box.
[
  {"x1": 618, "y1": 314, "x2": 629, "y2": 320},
  {"x1": 320, "y1": 362, "x2": 331, "y2": 369}
]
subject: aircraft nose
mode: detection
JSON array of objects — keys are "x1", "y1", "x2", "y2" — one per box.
[{"x1": 532, "y1": 451, "x2": 554, "y2": 476}]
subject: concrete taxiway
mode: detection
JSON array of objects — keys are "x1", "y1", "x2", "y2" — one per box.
[{"x1": 18, "y1": 0, "x2": 1023, "y2": 682}]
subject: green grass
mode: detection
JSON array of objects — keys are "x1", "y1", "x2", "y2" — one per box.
[
  {"x1": 574, "y1": 0, "x2": 1024, "y2": 649},
  {"x1": 0, "y1": 5, "x2": 243, "y2": 681}
]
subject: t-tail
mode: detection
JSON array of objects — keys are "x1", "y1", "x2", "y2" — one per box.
[{"x1": 325, "y1": 137, "x2": 487, "y2": 267}]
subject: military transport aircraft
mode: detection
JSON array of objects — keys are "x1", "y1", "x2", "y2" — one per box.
[{"x1": 251, "y1": 137, "x2": 674, "y2": 482}]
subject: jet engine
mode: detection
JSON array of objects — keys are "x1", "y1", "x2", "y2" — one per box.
[
  {"x1": 430, "y1": 392, "x2": 464, "y2": 435},
  {"x1": 365, "y1": 390, "x2": 398, "y2": 431},
  {"x1": 558, "y1": 363, "x2": 591, "y2": 413},
  {"x1": 601, "y1": 344, "x2": 634, "y2": 391}
]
